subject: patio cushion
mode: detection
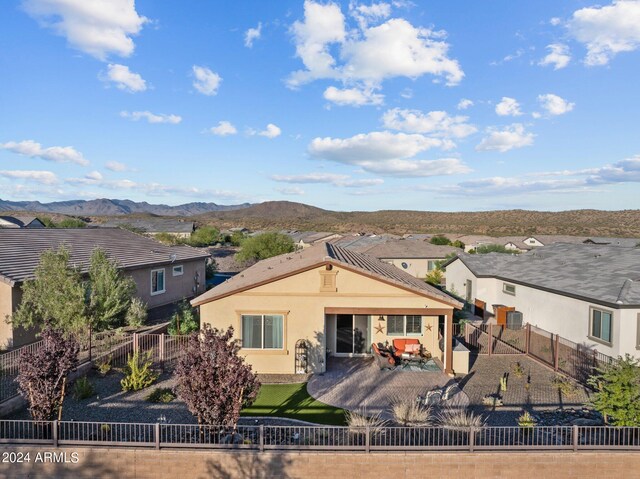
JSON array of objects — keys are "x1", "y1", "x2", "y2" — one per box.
[
  {"x1": 392, "y1": 338, "x2": 420, "y2": 354},
  {"x1": 404, "y1": 343, "x2": 421, "y2": 354}
]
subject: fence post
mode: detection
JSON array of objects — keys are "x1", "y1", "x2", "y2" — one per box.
[
  {"x1": 259, "y1": 425, "x2": 264, "y2": 452},
  {"x1": 159, "y1": 333, "x2": 165, "y2": 371},
  {"x1": 155, "y1": 423, "x2": 160, "y2": 450},
  {"x1": 572, "y1": 425, "x2": 579, "y2": 452},
  {"x1": 52, "y1": 420, "x2": 58, "y2": 448},
  {"x1": 133, "y1": 333, "x2": 139, "y2": 354},
  {"x1": 488, "y1": 323, "x2": 493, "y2": 356},
  {"x1": 554, "y1": 334, "x2": 560, "y2": 371},
  {"x1": 469, "y1": 426, "x2": 475, "y2": 452},
  {"x1": 88, "y1": 328, "x2": 92, "y2": 363},
  {"x1": 525, "y1": 323, "x2": 531, "y2": 356},
  {"x1": 365, "y1": 426, "x2": 370, "y2": 453}
]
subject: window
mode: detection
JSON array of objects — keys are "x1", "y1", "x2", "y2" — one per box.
[
  {"x1": 503, "y1": 283, "x2": 516, "y2": 295},
  {"x1": 387, "y1": 315, "x2": 422, "y2": 336},
  {"x1": 590, "y1": 308, "x2": 612, "y2": 344},
  {"x1": 241, "y1": 314, "x2": 284, "y2": 349},
  {"x1": 151, "y1": 269, "x2": 165, "y2": 295},
  {"x1": 427, "y1": 260, "x2": 438, "y2": 271},
  {"x1": 172, "y1": 265, "x2": 183, "y2": 276}
]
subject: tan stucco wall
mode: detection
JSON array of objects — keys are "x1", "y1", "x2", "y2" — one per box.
[
  {"x1": 199, "y1": 265, "x2": 452, "y2": 374},
  {"x1": 128, "y1": 259, "x2": 206, "y2": 309},
  {"x1": 0, "y1": 283, "x2": 36, "y2": 349},
  {"x1": 382, "y1": 257, "x2": 442, "y2": 279}
]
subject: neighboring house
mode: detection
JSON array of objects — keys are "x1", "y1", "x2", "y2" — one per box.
[
  {"x1": 0, "y1": 228, "x2": 209, "y2": 348},
  {"x1": 98, "y1": 219, "x2": 195, "y2": 238},
  {"x1": 286, "y1": 231, "x2": 343, "y2": 249},
  {"x1": 362, "y1": 240, "x2": 461, "y2": 279},
  {"x1": 0, "y1": 216, "x2": 45, "y2": 229},
  {"x1": 329, "y1": 233, "x2": 399, "y2": 253},
  {"x1": 207, "y1": 246, "x2": 252, "y2": 287},
  {"x1": 446, "y1": 234, "x2": 589, "y2": 253},
  {"x1": 443, "y1": 243, "x2": 640, "y2": 359},
  {"x1": 192, "y1": 243, "x2": 463, "y2": 375}
]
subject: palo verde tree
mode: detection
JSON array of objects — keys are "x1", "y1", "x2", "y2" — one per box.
[
  {"x1": 235, "y1": 232, "x2": 295, "y2": 264},
  {"x1": 588, "y1": 354, "x2": 640, "y2": 426},
  {"x1": 12, "y1": 246, "x2": 88, "y2": 336},
  {"x1": 16, "y1": 325, "x2": 79, "y2": 421},
  {"x1": 174, "y1": 325, "x2": 260, "y2": 427}
]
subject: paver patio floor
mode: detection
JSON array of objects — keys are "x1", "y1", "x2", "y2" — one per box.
[{"x1": 307, "y1": 357, "x2": 469, "y2": 419}]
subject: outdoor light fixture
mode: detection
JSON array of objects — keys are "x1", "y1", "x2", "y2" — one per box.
[{"x1": 378, "y1": 315, "x2": 385, "y2": 321}]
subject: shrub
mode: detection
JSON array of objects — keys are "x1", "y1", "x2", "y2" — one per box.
[
  {"x1": 125, "y1": 297, "x2": 147, "y2": 329},
  {"x1": 552, "y1": 375, "x2": 577, "y2": 397},
  {"x1": 146, "y1": 387, "x2": 176, "y2": 403},
  {"x1": 482, "y1": 394, "x2": 503, "y2": 407},
  {"x1": 346, "y1": 408, "x2": 388, "y2": 436},
  {"x1": 500, "y1": 375, "x2": 508, "y2": 392},
  {"x1": 187, "y1": 226, "x2": 221, "y2": 247},
  {"x1": 391, "y1": 399, "x2": 433, "y2": 426},
  {"x1": 474, "y1": 244, "x2": 517, "y2": 255},
  {"x1": 511, "y1": 362, "x2": 525, "y2": 378},
  {"x1": 430, "y1": 235, "x2": 452, "y2": 246},
  {"x1": 517, "y1": 410, "x2": 536, "y2": 428},
  {"x1": 235, "y1": 232, "x2": 295, "y2": 263},
  {"x1": 425, "y1": 268, "x2": 443, "y2": 286},
  {"x1": 73, "y1": 376, "x2": 95, "y2": 400},
  {"x1": 438, "y1": 408, "x2": 485, "y2": 430},
  {"x1": 588, "y1": 354, "x2": 640, "y2": 426},
  {"x1": 168, "y1": 301, "x2": 199, "y2": 336},
  {"x1": 120, "y1": 350, "x2": 158, "y2": 392},
  {"x1": 95, "y1": 355, "x2": 112, "y2": 376}
]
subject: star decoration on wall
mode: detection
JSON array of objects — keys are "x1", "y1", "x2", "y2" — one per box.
[
  {"x1": 425, "y1": 324, "x2": 432, "y2": 332},
  {"x1": 374, "y1": 324, "x2": 385, "y2": 334}
]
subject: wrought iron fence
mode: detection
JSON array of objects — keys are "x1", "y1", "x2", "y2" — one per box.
[{"x1": 2, "y1": 420, "x2": 640, "y2": 452}]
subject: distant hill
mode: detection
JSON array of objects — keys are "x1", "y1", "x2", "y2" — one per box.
[
  {"x1": 0, "y1": 198, "x2": 252, "y2": 217},
  {"x1": 198, "y1": 201, "x2": 640, "y2": 237}
]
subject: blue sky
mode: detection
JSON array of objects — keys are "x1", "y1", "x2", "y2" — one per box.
[{"x1": 1, "y1": 0, "x2": 639, "y2": 212}]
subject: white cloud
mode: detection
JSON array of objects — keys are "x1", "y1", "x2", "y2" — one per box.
[
  {"x1": 271, "y1": 172, "x2": 385, "y2": 187},
  {"x1": 495, "y1": 97, "x2": 523, "y2": 117},
  {"x1": 550, "y1": 17, "x2": 562, "y2": 26},
  {"x1": 192, "y1": 65, "x2": 222, "y2": 96},
  {"x1": 538, "y1": 43, "x2": 571, "y2": 70},
  {"x1": 350, "y1": 2, "x2": 391, "y2": 28},
  {"x1": 288, "y1": 1, "x2": 464, "y2": 93},
  {"x1": 258, "y1": 123, "x2": 281, "y2": 139},
  {"x1": 308, "y1": 131, "x2": 467, "y2": 177},
  {"x1": 323, "y1": 85, "x2": 384, "y2": 106},
  {"x1": 0, "y1": 139, "x2": 88, "y2": 165},
  {"x1": 0, "y1": 169, "x2": 58, "y2": 184},
  {"x1": 244, "y1": 22, "x2": 262, "y2": 48},
  {"x1": 105, "y1": 161, "x2": 129, "y2": 172},
  {"x1": 277, "y1": 186, "x2": 305, "y2": 196},
  {"x1": 381, "y1": 108, "x2": 477, "y2": 138},
  {"x1": 210, "y1": 121, "x2": 237, "y2": 137},
  {"x1": 85, "y1": 170, "x2": 103, "y2": 181},
  {"x1": 120, "y1": 111, "x2": 182, "y2": 124},
  {"x1": 476, "y1": 124, "x2": 535, "y2": 153},
  {"x1": 568, "y1": 0, "x2": 640, "y2": 66},
  {"x1": 537, "y1": 93, "x2": 575, "y2": 116},
  {"x1": 22, "y1": 0, "x2": 147, "y2": 60},
  {"x1": 457, "y1": 98, "x2": 473, "y2": 110},
  {"x1": 102, "y1": 64, "x2": 146, "y2": 92},
  {"x1": 491, "y1": 48, "x2": 524, "y2": 65}
]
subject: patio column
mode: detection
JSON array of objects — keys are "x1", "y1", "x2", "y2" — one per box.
[{"x1": 444, "y1": 309, "x2": 454, "y2": 375}]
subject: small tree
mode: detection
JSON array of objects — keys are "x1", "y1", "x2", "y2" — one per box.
[
  {"x1": 88, "y1": 248, "x2": 136, "y2": 331},
  {"x1": 16, "y1": 326, "x2": 79, "y2": 421},
  {"x1": 430, "y1": 235, "x2": 452, "y2": 246},
  {"x1": 451, "y1": 240, "x2": 465, "y2": 249},
  {"x1": 425, "y1": 268, "x2": 444, "y2": 286},
  {"x1": 588, "y1": 354, "x2": 640, "y2": 426},
  {"x1": 168, "y1": 301, "x2": 199, "y2": 335},
  {"x1": 56, "y1": 217, "x2": 87, "y2": 228},
  {"x1": 174, "y1": 325, "x2": 260, "y2": 427},
  {"x1": 474, "y1": 244, "x2": 516, "y2": 254},
  {"x1": 188, "y1": 226, "x2": 221, "y2": 246},
  {"x1": 12, "y1": 246, "x2": 88, "y2": 335},
  {"x1": 235, "y1": 232, "x2": 295, "y2": 263},
  {"x1": 125, "y1": 297, "x2": 147, "y2": 328}
]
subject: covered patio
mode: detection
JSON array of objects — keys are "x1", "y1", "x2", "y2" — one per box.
[{"x1": 307, "y1": 357, "x2": 469, "y2": 420}]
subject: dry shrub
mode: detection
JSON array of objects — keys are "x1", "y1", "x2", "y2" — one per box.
[
  {"x1": 438, "y1": 408, "x2": 486, "y2": 431},
  {"x1": 345, "y1": 408, "x2": 388, "y2": 436},
  {"x1": 391, "y1": 399, "x2": 433, "y2": 427}
]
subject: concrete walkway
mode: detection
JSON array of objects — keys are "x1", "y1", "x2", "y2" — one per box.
[{"x1": 307, "y1": 357, "x2": 469, "y2": 419}]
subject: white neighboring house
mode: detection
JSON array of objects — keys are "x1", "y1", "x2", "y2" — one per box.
[{"x1": 443, "y1": 243, "x2": 640, "y2": 359}]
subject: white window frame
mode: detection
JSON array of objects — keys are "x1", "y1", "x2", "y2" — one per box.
[
  {"x1": 503, "y1": 283, "x2": 516, "y2": 295},
  {"x1": 150, "y1": 268, "x2": 166, "y2": 296},
  {"x1": 387, "y1": 315, "x2": 422, "y2": 336},
  {"x1": 241, "y1": 314, "x2": 285, "y2": 350},
  {"x1": 589, "y1": 307, "x2": 613, "y2": 346},
  {"x1": 427, "y1": 260, "x2": 438, "y2": 271},
  {"x1": 172, "y1": 265, "x2": 184, "y2": 276}
]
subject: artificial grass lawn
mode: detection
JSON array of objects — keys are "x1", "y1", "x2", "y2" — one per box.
[{"x1": 241, "y1": 383, "x2": 346, "y2": 425}]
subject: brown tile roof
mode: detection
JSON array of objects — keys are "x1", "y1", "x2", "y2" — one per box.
[
  {"x1": 0, "y1": 228, "x2": 210, "y2": 285},
  {"x1": 362, "y1": 240, "x2": 461, "y2": 259},
  {"x1": 191, "y1": 242, "x2": 462, "y2": 308}
]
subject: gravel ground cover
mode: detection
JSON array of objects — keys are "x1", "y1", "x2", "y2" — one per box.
[{"x1": 457, "y1": 354, "x2": 594, "y2": 426}]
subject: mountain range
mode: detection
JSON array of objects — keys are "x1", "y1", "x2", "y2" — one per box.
[{"x1": 0, "y1": 198, "x2": 251, "y2": 217}]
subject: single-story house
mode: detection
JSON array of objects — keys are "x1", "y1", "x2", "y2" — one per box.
[
  {"x1": 0, "y1": 216, "x2": 45, "y2": 229},
  {"x1": 286, "y1": 231, "x2": 343, "y2": 249},
  {"x1": 362, "y1": 240, "x2": 461, "y2": 279},
  {"x1": 443, "y1": 243, "x2": 640, "y2": 358},
  {"x1": 98, "y1": 219, "x2": 195, "y2": 238},
  {"x1": 329, "y1": 233, "x2": 399, "y2": 253},
  {"x1": 0, "y1": 228, "x2": 209, "y2": 348},
  {"x1": 192, "y1": 243, "x2": 463, "y2": 375}
]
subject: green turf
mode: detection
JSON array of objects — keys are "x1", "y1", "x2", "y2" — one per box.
[{"x1": 241, "y1": 383, "x2": 346, "y2": 425}]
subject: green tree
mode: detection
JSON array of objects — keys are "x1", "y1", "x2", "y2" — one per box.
[
  {"x1": 588, "y1": 354, "x2": 640, "y2": 426},
  {"x1": 12, "y1": 246, "x2": 88, "y2": 335},
  {"x1": 473, "y1": 244, "x2": 516, "y2": 254},
  {"x1": 125, "y1": 297, "x2": 147, "y2": 328},
  {"x1": 425, "y1": 268, "x2": 443, "y2": 286},
  {"x1": 430, "y1": 235, "x2": 452, "y2": 246},
  {"x1": 168, "y1": 301, "x2": 200, "y2": 336},
  {"x1": 87, "y1": 248, "x2": 136, "y2": 331},
  {"x1": 451, "y1": 240, "x2": 465, "y2": 249},
  {"x1": 235, "y1": 232, "x2": 295, "y2": 263},
  {"x1": 188, "y1": 226, "x2": 221, "y2": 246},
  {"x1": 153, "y1": 232, "x2": 181, "y2": 245},
  {"x1": 56, "y1": 217, "x2": 87, "y2": 228},
  {"x1": 227, "y1": 231, "x2": 245, "y2": 246}
]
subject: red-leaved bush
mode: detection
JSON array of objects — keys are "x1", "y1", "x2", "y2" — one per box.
[{"x1": 174, "y1": 325, "x2": 260, "y2": 426}]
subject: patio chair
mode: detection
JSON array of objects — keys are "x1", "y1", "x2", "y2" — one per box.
[{"x1": 371, "y1": 343, "x2": 396, "y2": 370}]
